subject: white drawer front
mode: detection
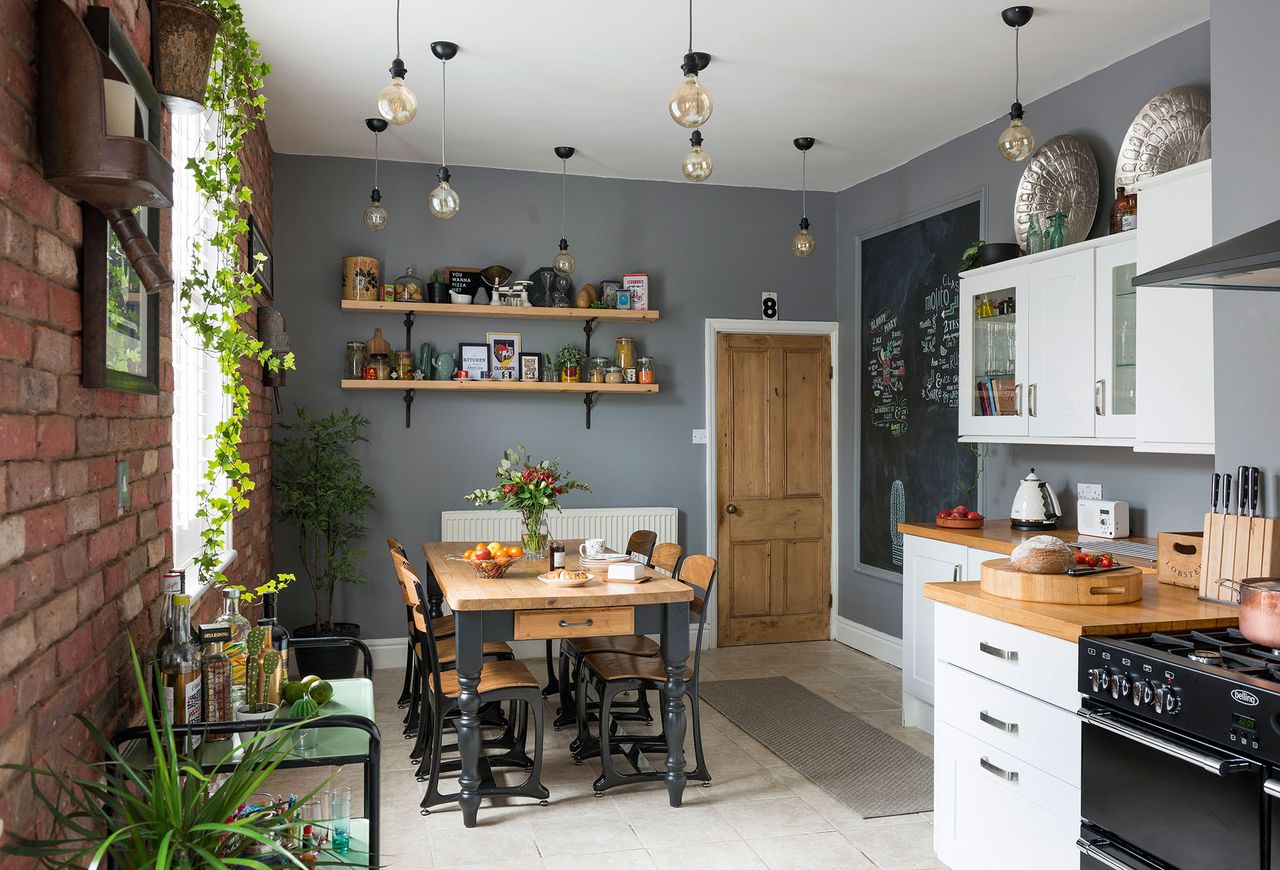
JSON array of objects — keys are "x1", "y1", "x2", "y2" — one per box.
[
  {"x1": 936, "y1": 604, "x2": 1079, "y2": 712},
  {"x1": 936, "y1": 661, "x2": 1081, "y2": 787},
  {"x1": 935, "y1": 721, "x2": 1080, "y2": 870}
]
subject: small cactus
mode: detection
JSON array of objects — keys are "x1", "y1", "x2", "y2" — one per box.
[
  {"x1": 261, "y1": 650, "x2": 281, "y2": 706},
  {"x1": 290, "y1": 695, "x2": 319, "y2": 719}
]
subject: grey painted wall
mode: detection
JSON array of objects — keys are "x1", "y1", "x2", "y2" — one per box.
[
  {"x1": 1211, "y1": 1, "x2": 1280, "y2": 513},
  {"x1": 833, "y1": 23, "x2": 1213, "y2": 637},
  {"x1": 271, "y1": 156, "x2": 835, "y2": 636}
]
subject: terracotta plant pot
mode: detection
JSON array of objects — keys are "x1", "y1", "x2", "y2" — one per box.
[{"x1": 155, "y1": 0, "x2": 220, "y2": 113}]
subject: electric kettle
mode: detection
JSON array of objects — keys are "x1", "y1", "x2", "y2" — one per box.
[{"x1": 1010, "y1": 468, "x2": 1063, "y2": 531}]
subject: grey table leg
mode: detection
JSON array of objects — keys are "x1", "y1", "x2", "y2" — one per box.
[
  {"x1": 660, "y1": 600, "x2": 690, "y2": 807},
  {"x1": 454, "y1": 611, "x2": 485, "y2": 827}
]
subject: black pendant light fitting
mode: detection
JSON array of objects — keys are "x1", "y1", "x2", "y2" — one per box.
[
  {"x1": 376, "y1": 0, "x2": 418, "y2": 125},
  {"x1": 363, "y1": 117, "x2": 389, "y2": 231},
  {"x1": 997, "y1": 6, "x2": 1036, "y2": 161},
  {"x1": 670, "y1": 0, "x2": 713, "y2": 128},
  {"x1": 428, "y1": 41, "x2": 461, "y2": 219},
  {"x1": 791, "y1": 137, "x2": 816, "y2": 258},
  {"x1": 553, "y1": 147, "x2": 576, "y2": 276}
]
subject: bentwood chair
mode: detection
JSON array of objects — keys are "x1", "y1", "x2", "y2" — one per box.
[
  {"x1": 574, "y1": 554, "x2": 717, "y2": 795},
  {"x1": 394, "y1": 555, "x2": 550, "y2": 814},
  {"x1": 387, "y1": 537, "x2": 455, "y2": 738}
]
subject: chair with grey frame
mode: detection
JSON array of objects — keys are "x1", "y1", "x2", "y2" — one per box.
[{"x1": 387, "y1": 537, "x2": 455, "y2": 739}]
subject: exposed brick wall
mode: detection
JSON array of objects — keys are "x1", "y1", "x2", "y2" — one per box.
[{"x1": 0, "y1": 0, "x2": 275, "y2": 847}]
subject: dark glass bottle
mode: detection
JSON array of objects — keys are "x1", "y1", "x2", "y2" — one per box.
[
  {"x1": 259, "y1": 591, "x2": 290, "y2": 675},
  {"x1": 549, "y1": 539, "x2": 566, "y2": 572}
]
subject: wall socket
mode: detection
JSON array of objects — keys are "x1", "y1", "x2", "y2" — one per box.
[{"x1": 1077, "y1": 483, "x2": 1103, "y2": 501}]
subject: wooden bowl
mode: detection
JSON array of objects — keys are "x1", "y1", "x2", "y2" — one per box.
[{"x1": 936, "y1": 515, "x2": 985, "y2": 529}]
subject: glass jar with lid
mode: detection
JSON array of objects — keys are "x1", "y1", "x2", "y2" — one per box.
[
  {"x1": 394, "y1": 266, "x2": 426, "y2": 303},
  {"x1": 345, "y1": 341, "x2": 366, "y2": 379},
  {"x1": 604, "y1": 366, "x2": 624, "y2": 384},
  {"x1": 614, "y1": 337, "x2": 636, "y2": 370},
  {"x1": 588, "y1": 355, "x2": 608, "y2": 384},
  {"x1": 637, "y1": 356, "x2": 655, "y2": 384},
  {"x1": 370, "y1": 354, "x2": 390, "y2": 380}
]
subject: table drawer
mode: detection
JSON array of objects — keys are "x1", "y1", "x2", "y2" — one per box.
[
  {"x1": 514, "y1": 607, "x2": 634, "y2": 640},
  {"x1": 936, "y1": 661, "x2": 1081, "y2": 787},
  {"x1": 936, "y1": 604, "x2": 1078, "y2": 712}
]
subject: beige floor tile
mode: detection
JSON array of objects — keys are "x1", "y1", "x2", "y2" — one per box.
[
  {"x1": 648, "y1": 838, "x2": 769, "y2": 870},
  {"x1": 529, "y1": 799, "x2": 643, "y2": 857},
  {"x1": 746, "y1": 831, "x2": 878, "y2": 869},
  {"x1": 717, "y1": 795, "x2": 835, "y2": 840},
  {"x1": 619, "y1": 800, "x2": 743, "y2": 850},
  {"x1": 425, "y1": 817, "x2": 542, "y2": 867},
  {"x1": 841, "y1": 818, "x2": 939, "y2": 869},
  {"x1": 553, "y1": 850, "x2": 656, "y2": 869}
]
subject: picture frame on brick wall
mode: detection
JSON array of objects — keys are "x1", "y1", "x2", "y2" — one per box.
[{"x1": 248, "y1": 214, "x2": 272, "y2": 299}]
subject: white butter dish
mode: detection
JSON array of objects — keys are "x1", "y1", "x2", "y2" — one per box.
[{"x1": 608, "y1": 562, "x2": 647, "y2": 581}]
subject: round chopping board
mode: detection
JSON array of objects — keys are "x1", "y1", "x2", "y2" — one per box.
[{"x1": 979, "y1": 558, "x2": 1144, "y2": 605}]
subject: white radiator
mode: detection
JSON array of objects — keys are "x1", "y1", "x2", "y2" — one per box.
[{"x1": 440, "y1": 507, "x2": 678, "y2": 553}]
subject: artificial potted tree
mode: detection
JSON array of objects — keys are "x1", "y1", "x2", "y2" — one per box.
[
  {"x1": 556, "y1": 343, "x2": 586, "y2": 383},
  {"x1": 274, "y1": 407, "x2": 376, "y2": 679}
]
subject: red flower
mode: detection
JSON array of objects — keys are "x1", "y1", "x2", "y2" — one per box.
[
  {"x1": 523, "y1": 468, "x2": 534, "y2": 482},
  {"x1": 554, "y1": 486, "x2": 564, "y2": 494},
  {"x1": 502, "y1": 483, "x2": 516, "y2": 494}
]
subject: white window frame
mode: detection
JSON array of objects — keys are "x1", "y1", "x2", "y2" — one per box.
[{"x1": 170, "y1": 110, "x2": 235, "y2": 594}]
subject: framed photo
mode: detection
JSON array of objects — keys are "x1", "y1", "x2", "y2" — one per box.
[
  {"x1": 248, "y1": 214, "x2": 273, "y2": 299},
  {"x1": 486, "y1": 332, "x2": 521, "y2": 380},
  {"x1": 519, "y1": 352, "x2": 542, "y2": 382},
  {"x1": 457, "y1": 343, "x2": 489, "y2": 379}
]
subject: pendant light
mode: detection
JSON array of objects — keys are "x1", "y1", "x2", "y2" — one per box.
[
  {"x1": 362, "y1": 118, "x2": 389, "y2": 231},
  {"x1": 791, "y1": 137, "x2": 816, "y2": 258},
  {"x1": 681, "y1": 130, "x2": 713, "y2": 182},
  {"x1": 552, "y1": 146, "x2": 576, "y2": 276},
  {"x1": 376, "y1": 0, "x2": 418, "y2": 126},
  {"x1": 996, "y1": 6, "x2": 1035, "y2": 162},
  {"x1": 427, "y1": 41, "x2": 461, "y2": 220},
  {"x1": 669, "y1": 0, "x2": 712, "y2": 128}
]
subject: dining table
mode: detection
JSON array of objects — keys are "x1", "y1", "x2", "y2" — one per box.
[{"x1": 421, "y1": 540, "x2": 695, "y2": 828}]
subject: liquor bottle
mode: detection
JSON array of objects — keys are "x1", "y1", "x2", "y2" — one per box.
[
  {"x1": 217, "y1": 587, "x2": 251, "y2": 710},
  {"x1": 1111, "y1": 186, "x2": 1129, "y2": 234},
  {"x1": 160, "y1": 594, "x2": 202, "y2": 750},
  {"x1": 1123, "y1": 190, "x2": 1138, "y2": 232},
  {"x1": 155, "y1": 569, "x2": 185, "y2": 662},
  {"x1": 198, "y1": 623, "x2": 232, "y2": 739},
  {"x1": 259, "y1": 591, "x2": 290, "y2": 675}
]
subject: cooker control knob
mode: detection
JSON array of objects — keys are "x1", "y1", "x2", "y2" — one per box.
[
  {"x1": 1154, "y1": 686, "x2": 1182, "y2": 715},
  {"x1": 1131, "y1": 680, "x2": 1153, "y2": 707},
  {"x1": 1111, "y1": 673, "x2": 1131, "y2": 700},
  {"x1": 1087, "y1": 668, "x2": 1109, "y2": 692}
]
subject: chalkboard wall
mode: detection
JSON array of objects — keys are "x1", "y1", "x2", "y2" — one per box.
[{"x1": 859, "y1": 201, "x2": 981, "y2": 573}]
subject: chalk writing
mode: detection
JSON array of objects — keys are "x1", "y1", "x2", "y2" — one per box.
[{"x1": 866, "y1": 307, "x2": 907, "y2": 437}]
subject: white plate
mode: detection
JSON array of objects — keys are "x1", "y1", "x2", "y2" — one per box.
[
  {"x1": 580, "y1": 552, "x2": 629, "y2": 563},
  {"x1": 538, "y1": 570, "x2": 595, "y2": 588}
]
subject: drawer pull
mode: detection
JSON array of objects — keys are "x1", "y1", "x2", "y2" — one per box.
[
  {"x1": 979, "y1": 756, "x2": 1018, "y2": 782},
  {"x1": 978, "y1": 641, "x2": 1018, "y2": 662},
  {"x1": 559, "y1": 618, "x2": 594, "y2": 628},
  {"x1": 1075, "y1": 838, "x2": 1133, "y2": 870},
  {"x1": 979, "y1": 710, "x2": 1019, "y2": 734}
]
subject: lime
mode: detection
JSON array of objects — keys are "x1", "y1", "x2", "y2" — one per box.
[
  {"x1": 300, "y1": 674, "x2": 321, "y2": 689},
  {"x1": 282, "y1": 681, "x2": 306, "y2": 704},
  {"x1": 309, "y1": 678, "x2": 334, "y2": 706}
]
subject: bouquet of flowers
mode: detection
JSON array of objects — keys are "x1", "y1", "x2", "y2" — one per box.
[{"x1": 466, "y1": 445, "x2": 590, "y2": 557}]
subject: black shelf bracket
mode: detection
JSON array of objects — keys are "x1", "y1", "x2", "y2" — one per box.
[
  {"x1": 583, "y1": 316, "x2": 598, "y2": 359},
  {"x1": 403, "y1": 390, "x2": 414, "y2": 428},
  {"x1": 403, "y1": 309, "x2": 415, "y2": 351},
  {"x1": 584, "y1": 391, "x2": 599, "y2": 429}
]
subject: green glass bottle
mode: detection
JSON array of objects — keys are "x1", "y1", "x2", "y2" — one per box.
[{"x1": 1049, "y1": 212, "x2": 1066, "y2": 250}]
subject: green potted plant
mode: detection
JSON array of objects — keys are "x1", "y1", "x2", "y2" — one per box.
[
  {"x1": 466, "y1": 445, "x2": 590, "y2": 557},
  {"x1": 0, "y1": 643, "x2": 322, "y2": 868},
  {"x1": 427, "y1": 268, "x2": 450, "y2": 304},
  {"x1": 555, "y1": 343, "x2": 586, "y2": 383},
  {"x1": 273, "y1": 407, "x2": 376, "y2": 679}
]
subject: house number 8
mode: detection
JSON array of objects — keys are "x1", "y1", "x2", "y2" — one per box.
[{"x1": 761, "y1": 292, "x2": 778, "y2": 320}]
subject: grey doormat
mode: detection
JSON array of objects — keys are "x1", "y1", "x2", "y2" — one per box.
[{"x1": 699, "y1": 676, "x2": 932, "y2": 818}]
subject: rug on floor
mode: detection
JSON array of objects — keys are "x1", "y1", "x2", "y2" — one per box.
[{"x1": 699, "y1": 676, "x2": 932, "y2": 818}]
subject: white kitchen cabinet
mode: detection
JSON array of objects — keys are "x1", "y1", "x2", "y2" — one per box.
[
  {"x1": 958, "y1": 264, "x2": 1028, "y2": 439},
  {"x1": 1133, "y1": 161, "x2": 1214, "y2": 454},
  {"x1": 901, "y1": 535, "x2": 969, "y2": 732},
  {"x1": 1027, "y1": 249, "x2": 1096, "y2": 438},
  {"x1": 1094, "y1": 237, "x2": 1139, "y2": 438}
]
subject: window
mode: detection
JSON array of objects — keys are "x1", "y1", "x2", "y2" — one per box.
[{"x1": 170, "y1": 111, "x2": 232, "y2": 580}]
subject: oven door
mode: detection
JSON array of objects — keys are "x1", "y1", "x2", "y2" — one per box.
[{"x1": 1079, "y1": 702, "x2": 1265, "y2": 870}]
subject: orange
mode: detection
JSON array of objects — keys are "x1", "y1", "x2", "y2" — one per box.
[
  {"x1": 475, "y1": 543, "x2": 487, "y2": 552},
  {"x1": 491, "y1": 546, "x2": 506, "y2": 559},
  {"x1": 507, "y1": 545, "x2": 524, "y2": 558},
  {"x1": 462, "y1": 549, "x2": 475, "y2": 561}
]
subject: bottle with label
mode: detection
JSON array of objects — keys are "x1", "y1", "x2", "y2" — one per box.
[
  {"x1": 549, "y1": 537, "x2": 566, "y2": 573},
  {"x1": 198, "y1": 623, "x2": 232, "y2": 739},
  {"x1": 1111, "y1": 186, "x2": 1129, "y2": 234},
  {"x1": 217, "y1": 588, "x2": 251, "y2": 711},
  {"x1": 156, "y1": 569, "x2": 185, "y2": 662},
  {"x1": 259, "y1": 591, "x2": 290, "y2": 676},
  {"x1": 160, "y1": 594, "x2": 202, "y2": 750},
  {"x1": 1122, "y1": 190, "x2": 1138, "y2": 232}
]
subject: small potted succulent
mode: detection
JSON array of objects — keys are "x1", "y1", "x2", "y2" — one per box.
[{"x1": 556, "y1": 344, "x2": 586, "y2": 383}]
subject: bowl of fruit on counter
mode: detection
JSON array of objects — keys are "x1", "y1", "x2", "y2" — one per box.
[
  {"x1": 936, "y1": 504, "x2": 985, "y2": 529},
  {"x1": 451, "y1": 541, "x2": 527, "y2": 578}
]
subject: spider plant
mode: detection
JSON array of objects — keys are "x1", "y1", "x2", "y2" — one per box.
[{"x1": 0, "y1": 642, "x2": 332, "y2": 869}]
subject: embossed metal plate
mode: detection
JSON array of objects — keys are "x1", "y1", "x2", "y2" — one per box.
[
  {"x1": 1014, "y1": 134, "x2": 1100, "y2": 252},
  {"x1": 1115, "y1": 85, "x2": 1211, "y2": 190}
]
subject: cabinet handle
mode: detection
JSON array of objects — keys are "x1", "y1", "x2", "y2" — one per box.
[
  {"x1": 978, "y1": 641, "x2": 1018, "y2": 662},
  {"x1": 1095, "y1": 379, "x2": 1105, "y2": 416},
  {"x1": 979, "y1": 756, "x2": 1019, "y2": 782},
  {"x1": 1076, "y1": 839, "x2": 1135, "y2": 870},
  {"x1": 980, "y1": 710, "x2": 1019, "y2": 734},
  {"x1": 952, "y1": 565, "x2": 962, "y2": 583},
  {"x1": 559, "y1": 618, "x2": 594, "y2": 628},
  {"x1": 1014, "y1": 383, "x2": 1023, "y2": 416},
  {"x1": 1028, "y1": 383, "x2": 1038, "y2": 417}
]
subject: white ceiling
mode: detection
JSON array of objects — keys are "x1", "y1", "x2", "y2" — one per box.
[{"x1": 246, "y1": 1, "x2": 1208, "y2": 192}]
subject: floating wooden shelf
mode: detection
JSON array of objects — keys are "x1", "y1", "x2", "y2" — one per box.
[{"x1": 340, "y1": 300, "x2": 660, "y2": 322}]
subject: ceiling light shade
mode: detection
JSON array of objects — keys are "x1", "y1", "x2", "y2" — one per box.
[
  {"x1": 997, "y1": 6, "x2": 1035, "y2": 161},
  {"x1": 681, "y1": 130, "x2": 713, "y2": 181},
  {"x1": 791, "y1": 137, "x2": 816, "y2": 258},
  {"x1": 670, "y1": 1, "x2": 712, "y2": 128},
  {"x1": 377, "y1": 1, "x2": 417, "y2": 125},
  {"x1": 553, "y1": 146, "x2": 576, "y2": 276},
  {"x1": 427, "y1": 41, "x2": 461, "y2": 219},
  {"x1": 363, "y1": 117, "x2": 389, "y2": 231}
]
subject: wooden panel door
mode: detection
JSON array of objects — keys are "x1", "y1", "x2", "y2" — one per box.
[{"x1": 716, "y1": 333, "x2": 831, "y2": 646}]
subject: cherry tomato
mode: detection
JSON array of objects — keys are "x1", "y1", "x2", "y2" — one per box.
[
  {"x1": 1074, "y1": 552, "x2": 1089, "y2": 565},
  {"x1": 1097, "y1": 554, "x2": 1114, "y2": 569}
]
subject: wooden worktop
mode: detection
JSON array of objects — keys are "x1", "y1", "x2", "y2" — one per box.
[{"x1": 899, "y1": 520, "x2": 1158, "y2": 572}]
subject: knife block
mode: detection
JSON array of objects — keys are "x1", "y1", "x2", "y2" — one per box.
[{"x1": 1198, "y1": 512, "x2": 1280, "y2": 603}]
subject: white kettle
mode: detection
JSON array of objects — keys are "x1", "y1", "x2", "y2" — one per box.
[{"x1": 1010, "y1": 468, "x2": 1063, "y2": 531}]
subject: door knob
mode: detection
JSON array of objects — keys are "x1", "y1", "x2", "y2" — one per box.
[{"x1": 725, "y1": 504, "x2": 738, "y2": 514}]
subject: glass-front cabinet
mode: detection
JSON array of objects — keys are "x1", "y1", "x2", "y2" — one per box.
[
  {"x1": 958, "y1": 265, "x2": 1028, "y2": 438},
  {"x1": 1094, "y1": 238, "x2": 1138, "y2": 439}
]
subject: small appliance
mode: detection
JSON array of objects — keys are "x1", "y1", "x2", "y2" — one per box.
[
  {"x1": 1009, "y1": 467, "x2": 1062, "y2": 531},
  {"x1": 1077, "y1": 498, "x2": 1130, "y2": 539}
]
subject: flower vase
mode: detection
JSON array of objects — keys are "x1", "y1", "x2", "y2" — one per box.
[{"x1": 521, "y1": 512, "x2": 548, "y2": 559}]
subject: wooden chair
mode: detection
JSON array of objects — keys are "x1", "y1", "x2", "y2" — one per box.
[
  {"x1": 395, "y1": 555, "x2": 550, "y2": 814},
  {"x1": 574, "y1": 555, "x2": 717, "y2": 795},
  {"x1": 387, "y1": 536, "x2": 456, "y2": 740},
  {"x1": 624, "y1": 529, "x2": 658, "y2": 564}
]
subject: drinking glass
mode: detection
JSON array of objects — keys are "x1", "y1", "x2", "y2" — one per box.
[{"x1": 330, "y1": 786, "x2": 352, "y2": 853}]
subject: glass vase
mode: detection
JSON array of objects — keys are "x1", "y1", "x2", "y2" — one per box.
[{"x1": 521, "y1": 511, "x2": 547, "y2": 559}]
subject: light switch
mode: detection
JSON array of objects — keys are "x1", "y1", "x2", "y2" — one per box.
[
  {"x1": 691, "y1": 429, "x2": 708, "y2": 445},
  {"x1": 116, "y1": 460, "x2": 129, "y2": 514}
]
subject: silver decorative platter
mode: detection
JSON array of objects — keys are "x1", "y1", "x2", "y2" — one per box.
[
  {"x1": 1115, "y1": 85, "x2": 1211, "y2": 190},
  {"x1": 1014, "y1": 134, "x2": 1099, "y2": 252}
]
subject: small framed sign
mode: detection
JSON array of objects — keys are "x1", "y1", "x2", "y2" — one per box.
[
  {"x1": 519, "y1": 352, "x2": 542, "y2": 381},
  {"x1": 486, "y1": 332, "x2": 521, "y2": 380},
  {"x1": 457, "y1": 342, "x2": 489, "y2": 379},
  {"x1": 761, "y1": 291, "x2": 778, "y2": 320},
  {"x1": 447, "y1": 267, "x2": 485, "y2": 299}
]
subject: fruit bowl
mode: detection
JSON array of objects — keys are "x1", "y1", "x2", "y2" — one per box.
[
  {"x1": 936, "y1": 515, "x2": 985, "y2": 529},
  {"x1": 449, "y1": 554, "x2": 520, "y2": 579}
]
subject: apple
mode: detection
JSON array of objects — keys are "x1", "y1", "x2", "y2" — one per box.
[
  {"x1": 937, "y1": 509, "x2": 949, "y2": 518},
  {"x1": 952, "y1": 505, "x2": 969, "y2": 515},
  {"x1": 474, "y1": 547, "x2": 492, "y2": 561},
  {"x1": 966, "y1": 511, "x2": 981, "y2": 519}
]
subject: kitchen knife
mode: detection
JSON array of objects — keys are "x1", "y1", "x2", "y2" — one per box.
[
  {"x1": 1223, "y1": 473, "x2": 1232, "y2": 515},
  {"x1": 1251, "y1": 467, "x2": 1262, "y2": 518},
  {"x1": 1239, "y1": 465, "x2": 1250, "y2": 515},
  {"x1": 1212, "y1": 472, "x2": 1221, "y2": 513}
]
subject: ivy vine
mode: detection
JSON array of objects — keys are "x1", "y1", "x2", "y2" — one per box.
[{"x1": 179, "y1": 0, "x2": 295, "y2": 594}]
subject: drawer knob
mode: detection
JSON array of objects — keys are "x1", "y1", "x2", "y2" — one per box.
[
  {"x1": 559, "y1": 618, "x2": 594, "y2": 628},
  {"x1": 978, "y1": 641, "x2": 1018, "y2": 662}
]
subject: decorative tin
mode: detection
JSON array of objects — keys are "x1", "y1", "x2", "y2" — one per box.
[{"x1": 341, "y1": 256, "x2": 379, "y2": 301}]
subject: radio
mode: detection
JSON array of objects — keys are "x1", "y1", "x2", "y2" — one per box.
[{"x1": 1078, "y1": 498, "x2": 1130, "y2": 539}]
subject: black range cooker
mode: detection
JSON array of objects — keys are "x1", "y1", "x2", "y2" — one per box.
[{"x1": 1079, "y1": 628, "x2": 1280, "y2": 870}]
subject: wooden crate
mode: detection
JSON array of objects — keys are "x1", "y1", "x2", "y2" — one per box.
[{"x1": 1157, "y1": 531, "x2": 1203, "y2": 589}]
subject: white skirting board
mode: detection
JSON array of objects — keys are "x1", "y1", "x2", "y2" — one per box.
[{"x1": 832, "y1": 615, "x2": 904, "y2": 668}]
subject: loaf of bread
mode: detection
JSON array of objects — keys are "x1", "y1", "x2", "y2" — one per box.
[{"x1": 1009, "y1": 535, "x2": 1074, "y2": 574}]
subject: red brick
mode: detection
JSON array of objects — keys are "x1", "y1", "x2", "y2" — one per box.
[
  {"x1": 8, "y1": 552, "x2": 55, "y2": 610},
  {"x1": 0, "y1": 201, "x2": 34, "y2": 266},
  {"x1": 31, "y1": 326, "x2": 73, "y2": 375},
  {"x1": 55, "y1": 623, "x2": 94, "y2": 678},
  {"x1": 0, "y1": 312, "x2": 32, "y2": 361},
  {"x1": 66, "y1": 492, "x2": 98, "y2": 535},
  {"x1": 33, "y1": 228, "x2": 76, "y2": 287},
  {"x1": 6, "y1": 459, "x2": 49, "y2": 509},
  {"x1": 34, "y1": 587, "x2": 76, "y2": 644},
  {"x1": 8, "y1": 163, "x2": 53, "y2": 228},
  {"x1": 23, "y1": 502, "x2": 65, "y2": 553},
  {"x1": 59, "y1": 537, "x2": 87, "y2": 582},
  {"x1": 46, "y1": 283, "x2": 79, "y2": 331},
  {"x1": 76, "y1": 569, "x2": 103, "y2": 619},
  {"x1": 35, "y1": 414, "x2": 74, "y2": 457},
  {"x1": 0, "y1": 413, "x2": 34, "y2": 459},
  {"x1": 87, "y1": 524, "x2": 122, "y2": 569},
  {"x1": 88, "y1": 456, "x2": 116, "y2": 488},
  {"x1": 53, "y1": 459, "x2": 87, "y2": 498},
  {"x1": 19, "y1": 366, "x2": 56, "y2": 412},
  {"x1": 17, "y1": 649, "x2": 56, "y2": 711},
  {"x1": 76, "y1": 417, "x2": 109, "y2": 453}
]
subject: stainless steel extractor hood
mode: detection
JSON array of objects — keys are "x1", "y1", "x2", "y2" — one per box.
[{"x1": 1132, "y1": 217, "x2": 1280, "y2": 291}]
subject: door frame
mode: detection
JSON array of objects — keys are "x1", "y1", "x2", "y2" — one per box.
[{"x1": 704, "y1": 319, "x2": 840, "y2": 649}]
